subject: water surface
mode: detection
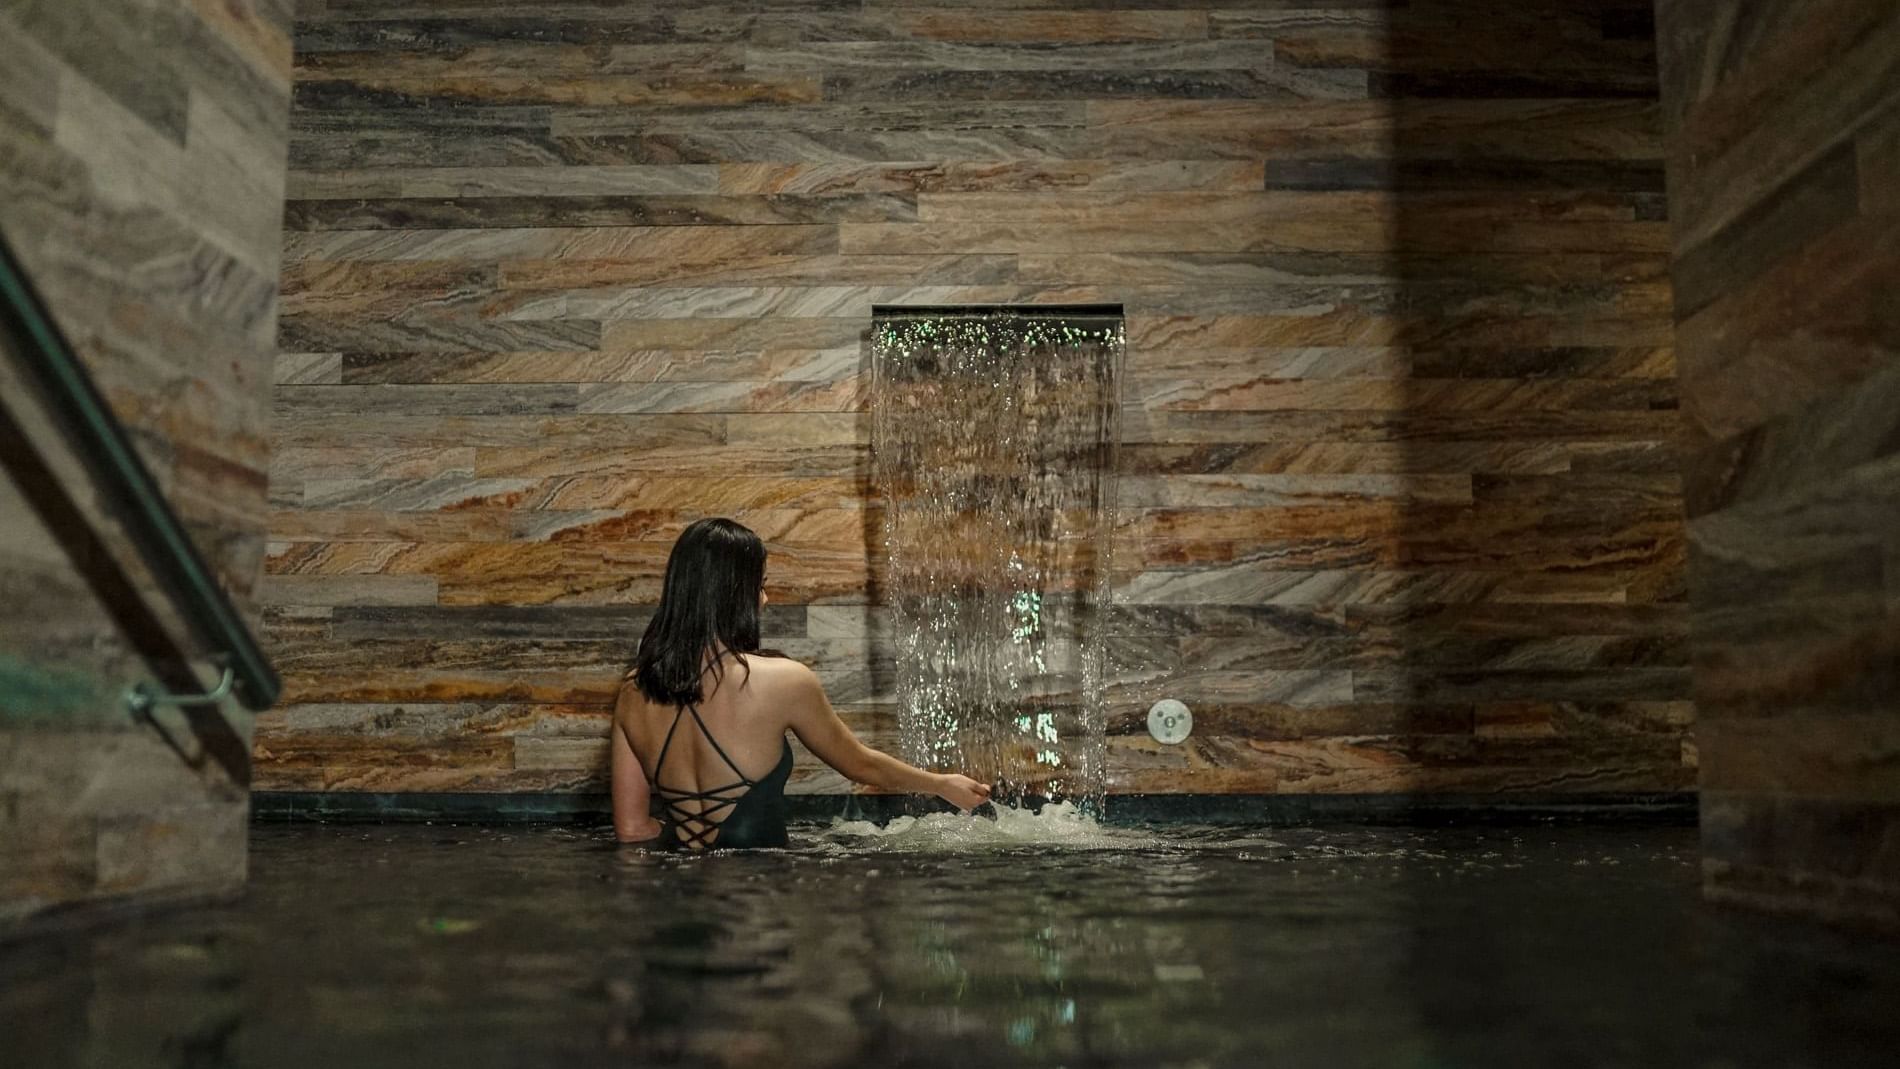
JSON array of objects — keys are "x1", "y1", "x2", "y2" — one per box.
[{"x1": 5, "y1": 818, "x2": 1897, "y2": 1068}]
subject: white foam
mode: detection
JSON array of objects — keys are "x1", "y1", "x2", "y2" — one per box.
[{"x1": 815, "y1": 801, "x2": 1160, "y2": 853}]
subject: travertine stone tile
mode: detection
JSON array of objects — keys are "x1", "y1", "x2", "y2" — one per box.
[
  {"x1": 2, "y1": 0, "x2": 291, "y2": 920},
  {"x1": 263, "y1": 0, "x2": 1690, "y2": 804},
  {"x1": 1659, "y1": 0, "x2": 1900, "y2": 926}
]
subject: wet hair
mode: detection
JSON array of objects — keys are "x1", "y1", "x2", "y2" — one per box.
[{"x1": 630, "y1": 517, "x2": 779, "y2": 707}]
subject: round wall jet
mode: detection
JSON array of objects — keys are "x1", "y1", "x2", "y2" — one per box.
[{"x1": 1147, "y1": 699, "x2": 1192, "y2": 745}]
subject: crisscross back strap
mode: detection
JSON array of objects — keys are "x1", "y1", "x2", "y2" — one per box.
[{"x1": 651, "y1": 701, "x2": 760, "y2": 849}]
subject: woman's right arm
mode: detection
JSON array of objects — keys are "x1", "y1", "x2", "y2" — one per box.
[
  {"x1": 782, "y1": 664, "x2": 992, "y2": 810},
  {"x1": 610, "y1": 688, "x2": 663, "y2": 844}
]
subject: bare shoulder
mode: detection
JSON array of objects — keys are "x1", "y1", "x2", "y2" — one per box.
[
  {"x1": 745, "y1": 654, "x2": 817, "y2": 688},
  {"x1": 743, "y1": 655, "x2": 821, "y2": 704},
  {"x1": 613, "y1": 677, "x2": 645, "y2": 726}
]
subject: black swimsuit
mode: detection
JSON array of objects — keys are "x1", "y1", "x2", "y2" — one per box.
[{"x1": 649, "y1": 701, "x2": 793, "y2": 850}]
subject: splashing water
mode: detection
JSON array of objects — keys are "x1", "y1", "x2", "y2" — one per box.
[
  {"x1": 819, "y1": 802, "x2": 1158, "y2": 852},
  {"x1": 871, "y1": 310, "x2": 1124, "y2": 814}
]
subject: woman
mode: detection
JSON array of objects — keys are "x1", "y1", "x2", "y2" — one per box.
[{"x1": 612, "y1": 517, "x2": 991, "y2": 849}]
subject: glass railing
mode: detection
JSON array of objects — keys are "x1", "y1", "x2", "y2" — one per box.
[{"x1": 0, "y1": 228, "x2": 279, "y2": 713}]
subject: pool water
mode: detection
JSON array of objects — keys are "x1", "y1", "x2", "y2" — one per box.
[{"x1": 5, "y1": 816, "x2": 1898, "y2": 1067}]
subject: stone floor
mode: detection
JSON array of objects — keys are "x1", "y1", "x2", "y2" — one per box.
[{"x1": 4, "y1": 819, "x2": 1898, "y2": 1067}]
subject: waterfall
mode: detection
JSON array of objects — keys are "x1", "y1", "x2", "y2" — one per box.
[{"x1": 870, "y1": 307, "x2": 1124, "y2": 813}]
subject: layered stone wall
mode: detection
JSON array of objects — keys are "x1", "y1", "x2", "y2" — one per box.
[
  {"x1": 1656, "y1": 0, "x2": 1900, "y2": 928},
  {"x1": 262, "y1": 0, "x2": 1689, "y2": 799},
  {"x1": 0, "y1": 0, "x2": 293, "y2": 922}
]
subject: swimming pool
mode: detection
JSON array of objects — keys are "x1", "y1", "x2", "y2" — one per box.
[{"x1": 4, "y1": 816, "x2": 1896, "y2": 1067}]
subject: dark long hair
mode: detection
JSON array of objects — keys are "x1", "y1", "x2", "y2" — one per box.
[{"x1": 630, "y1": 518, "x2": 777, "y2": 707}]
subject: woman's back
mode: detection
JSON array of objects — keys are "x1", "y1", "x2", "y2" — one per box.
[
  {"x1": 608, "y1": 515, "x2": 990, "y2": 848},
  {"x1": 616, "y1": 653, "x2": 800, "y2": 849}
]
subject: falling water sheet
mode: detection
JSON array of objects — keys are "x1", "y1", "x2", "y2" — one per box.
[{"x1": 871, "y1": 309, "x2": 1124, "y2": 813}]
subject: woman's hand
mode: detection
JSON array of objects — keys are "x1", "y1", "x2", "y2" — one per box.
[{"x1": 933, "y1": 773, "x2": 993, "y2": 812}]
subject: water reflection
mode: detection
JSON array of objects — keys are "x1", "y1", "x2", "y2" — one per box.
[{"x1": 3, "y1": 821, "x2": 1897, "y2": 1068}]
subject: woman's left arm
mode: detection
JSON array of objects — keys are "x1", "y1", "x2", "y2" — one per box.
[{"x1": 610, "y1": 715, "x2": 663, "y2": 844}]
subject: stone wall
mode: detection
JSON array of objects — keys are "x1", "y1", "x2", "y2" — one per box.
[
  {"x1": 261, "y1": 0, "x2": 1689, "y2": 799},
  {"x1": 0, "y1": 0, "x2": 293, "y2": 922},
  {"x1": 1655, "y1": 1, "x2": 1900, "y2": 928}
]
